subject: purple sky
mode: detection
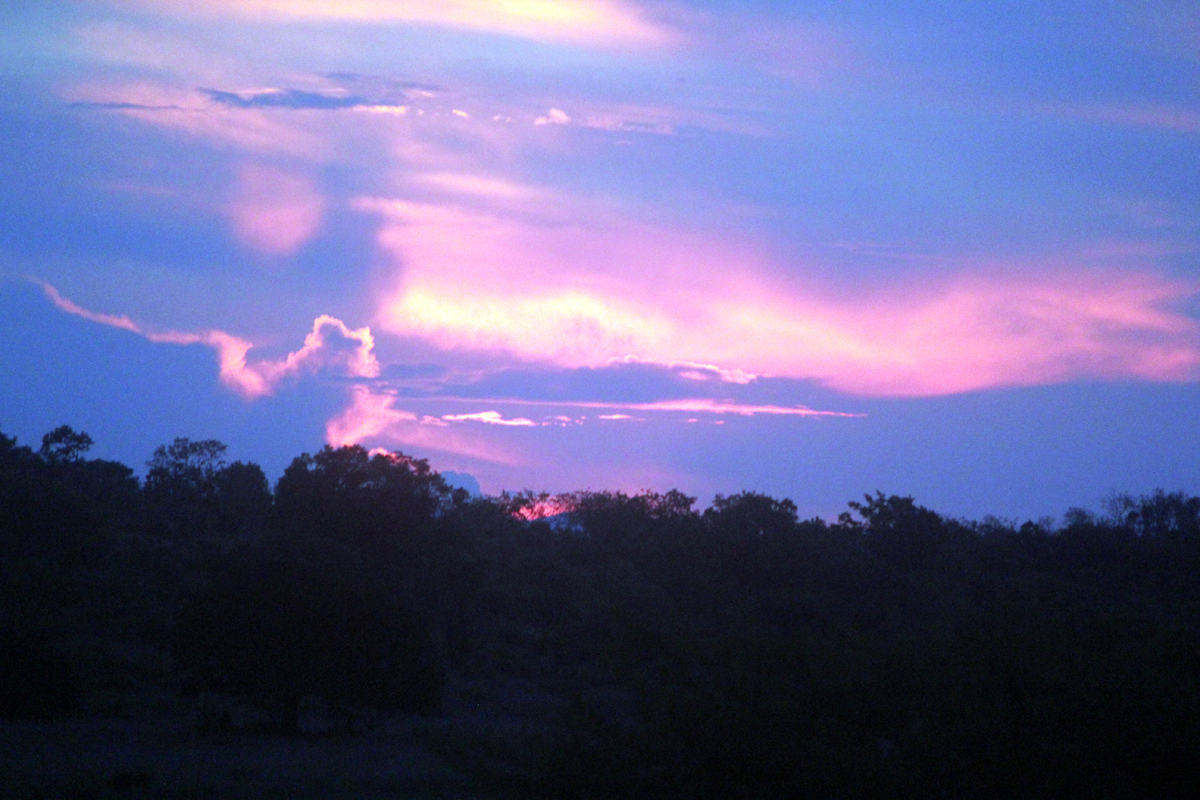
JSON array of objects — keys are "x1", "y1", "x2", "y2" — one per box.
[{"x1": 2, "y1": 0, "x2": 1199, "y2": 520}]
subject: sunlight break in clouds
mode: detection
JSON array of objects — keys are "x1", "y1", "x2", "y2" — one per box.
[
  {"x1": 118, "y1": 0, "x2": 675, "y2": 49},
  {"x1": 365, "y1": 199, "x2": 1200, "y2": 397},
  {"x1": 41, "y1": 284, "x2": 377, "y2": 398}
]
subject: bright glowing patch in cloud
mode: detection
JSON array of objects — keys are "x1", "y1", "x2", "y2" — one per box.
[
  {"x1": 326, "y1": 385, "x2": 418, "y2": 445},
  {"x1": 119, "y1": 0, "x2": 675, "y2": 49},
  {"x1": 535, "y1": 108, "x2": 571, "y2": 126},
  {"x1": 364, "y1": 197, "x2": 1200, "y2": 397},
  {"x1": 442, "y1": 411, "x2": 538, "y2": 426}
]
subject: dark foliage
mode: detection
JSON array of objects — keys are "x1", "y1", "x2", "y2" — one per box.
[
  {"x1": 3, "y1": 423, "x2": 1200, "y2": 798},
  {"x1": 0, "y1": 618, "x2": 80, "y2": 719},
  {"x1": 144, "y1": 437, "x2": 270, "y2": 535},
  {"x1": 174, "y1": 538, "x2": 442, "y2": 731}
]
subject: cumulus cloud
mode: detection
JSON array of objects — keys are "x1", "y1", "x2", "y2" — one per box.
[
  {"x1": 535, "y1": 108, "x2": 571, "y2": 126},
  {"x1": 41, "y1": 283, "x2": 376, "y2": 398}
]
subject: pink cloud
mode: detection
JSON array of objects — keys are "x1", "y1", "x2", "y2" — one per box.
[
  {"x1": 227, "y1": 163, "x2": 325, "y2": 256},
  {"x1": 41, "y1": 283, "x2": 142, "y2": 335},
  {"x1": 327, "y1": 386, "x2": 520, "y2": 463},
  {"x1": 66, "y1": 82, "x2": 333, "y2": 159},
  {"x1": 326, "y1": 385, "x2": 418, "y2": 446},
  {"x1": 535, "y1": 108, "x2": 571, "y2": 126},
  {"x1": 607, "y1": 399, "x2": 859, "y2": 417},
  {"x1": 115, "y1": 0, "x2": 676, "y2": 49},
  {"x1": 42, "y1": 283, "x2": 521, "y2": 462},
  {"x1": 41, "y1": 283, "x2": 377, "y2": 398},
  {"x1": 362, "y1": 196, "x2": 1200, "y2": 397},
  {"x1": 608, "y1": 356, "x2": 757, "y2": 384},
  {"x1": 426, "y1": 397, "x2": 860, "y2": 419},
  {"x1": 442, "y1": 411, "x2": 539, "y2": 427},
  {"x1": 40, "y1": 282, "x2": 523, "y2": 461}
]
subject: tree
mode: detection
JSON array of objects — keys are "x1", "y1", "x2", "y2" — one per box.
[
  {"x1": 273, "y1": 445, "x2": 454, "y2": 555},
  {"x1": 704, "y1": 492, "x2": 800, "y2": 539},
  {"x1": 144, "y1": 437, "x2": 228, "y2": 505},
  {"x1": 38, "y1": 425, "x2": 93, "y2": 464},
  {"x1": 1114, "y1": 490, "x2": 1200, "y2": 540},
  {"x1": 846, "y1": 492, "x2": 970, "y2": 570},
  {"x1": 565, "y1": 489, "x2": 697, "y2": 547},
  {"x1": 210, "y1": 460, "x2": 272, "y2": 532}
]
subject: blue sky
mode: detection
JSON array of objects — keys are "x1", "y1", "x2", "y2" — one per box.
[{"x1": 2, "y1": 0, "x2": 1198, "y2": 520}]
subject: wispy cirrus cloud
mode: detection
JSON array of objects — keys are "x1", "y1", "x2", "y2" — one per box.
[
  {"x1": 1049, "y1": 101, "x2": 1200, "y2": 134},
  {"x1": 424, "y1": 397, "x2": 860, "y2": 419},
  {"x1": 66, "y1": 82, "x2": 336, "y2": 159}
]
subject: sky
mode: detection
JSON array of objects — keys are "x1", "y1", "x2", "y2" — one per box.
[{"x1": 2, "y1": 0, "x2": 1199, "y2": 521}]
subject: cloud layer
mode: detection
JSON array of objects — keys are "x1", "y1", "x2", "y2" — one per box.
[
  {"x1": 117, "y1": 0, "x2": 675, "y2": 48},
  {"x1": 8, "y1": 0, "x2": 1199, "y2": 513},
  {"x1": 366, "y1": 197, "x2": 1200, "y2": 396}
]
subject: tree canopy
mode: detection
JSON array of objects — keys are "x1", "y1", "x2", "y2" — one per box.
[{"x1": 3, "y1": 423, "x2": 1200, "y2": 798}]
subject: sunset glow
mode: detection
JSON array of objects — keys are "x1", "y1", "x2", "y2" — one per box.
[{"x1": 4, "y1": 0, "x2": 1199, "y2": 518}]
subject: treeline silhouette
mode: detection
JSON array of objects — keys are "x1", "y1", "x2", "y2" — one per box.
[{"x1": 3, "y1": 425, "x2": 1200, "y2": 798}]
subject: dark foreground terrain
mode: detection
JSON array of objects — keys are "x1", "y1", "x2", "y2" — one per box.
[{"x1": 4, "y1": 427, "x2": 1200, "y2": 798}]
